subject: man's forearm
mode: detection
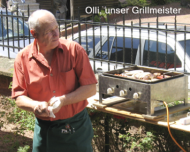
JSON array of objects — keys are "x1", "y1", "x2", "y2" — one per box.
[
  {"x1": 16, "y1": 95, "x2": 50, "y2": 117},
  {"x1": 60, "y1": 84, "x2": 96, "y2": 106},
  {"x1": 15, "y1": 84, "x2": 97, "y2": 115},
  {"x1": 15, "y1": 95, "x2": 39, "y2": 112}
]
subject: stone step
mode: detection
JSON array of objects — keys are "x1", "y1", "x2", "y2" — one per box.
[
  {"x1": 20, "y1": 8, "x2": 37, "y2": 16},
  {"x1": 10, "y1": 0, "x2": 37, "y2": 3},
  {"x1": 8, "y1": 0, "x2": 37, "y2": 5},
  {"x1": 23, "y1": 0, "x2": 37, "y2": 3},
  {"x1": 17, "y1": 3, "x2": 39, "y2": 10}
]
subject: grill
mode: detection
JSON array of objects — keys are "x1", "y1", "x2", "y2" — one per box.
[{"x1": 99, "y1": 65, "x2": 188, "y2": 115}]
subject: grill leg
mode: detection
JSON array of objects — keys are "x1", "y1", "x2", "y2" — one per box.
[
  {"x1": 184, "y1": 97, "x2": 188, "y2": 105},
  {"x1": 147, "y1": 101, "x2": 151, "y2": 115},
  {"x1": 99, "y1": 93, "x2": 102, "y2": 103},
  {"x1": 147, "y1": 100, "x2": 155, "y2": 115}
]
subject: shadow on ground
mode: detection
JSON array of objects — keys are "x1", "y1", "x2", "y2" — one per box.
[{"x1": 0, "y1": 130, "x2": 33, "y2": 152}]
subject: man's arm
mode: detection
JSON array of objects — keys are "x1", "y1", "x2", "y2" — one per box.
[
  {"x1": 15, "y1": 96, "x2": 49, "y2": 117},
  {"x1": 16, "y1": 83, "x2": 96, "y2": 116},
  {"x1": 60, "y1": 83, "x2": 96, "y2": 106},
  {"x1": 52, "y1": 84, "x2": 96, "y2": 114}
]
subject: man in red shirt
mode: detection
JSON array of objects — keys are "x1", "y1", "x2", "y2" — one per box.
[{"x1": 12, "y1": 9, "x2": 97, "y2": 152}]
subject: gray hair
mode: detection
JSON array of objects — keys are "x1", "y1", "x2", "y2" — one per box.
[{"x1": 28, "y1": 9, "x2": 55, "y2": 31}]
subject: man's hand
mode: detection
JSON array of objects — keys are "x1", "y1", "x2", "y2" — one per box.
[
  {"x1": 33, "y1": 101, "x2": 50, "y2": 117},
  {"x1": 48, "y1": 97, "x2": 62, "y2": 113},
  {"x1": 48, "y1": 97, "x2": 62, "y2": 118}
]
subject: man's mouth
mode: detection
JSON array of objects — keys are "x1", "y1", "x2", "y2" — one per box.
[{"x1": 52, "y1": 39, "x2": 59, "y2": 42}]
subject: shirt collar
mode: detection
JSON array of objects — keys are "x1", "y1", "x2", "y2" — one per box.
[
  {"x1": 28, "y1": 39, "x2": 37, "y2": 59},
  {"x1": 28, "y1": 39, "x2": 63, "y2": 60},
  {"x1": 57, "y1": 39, "x2": 64, "y2": 53}
]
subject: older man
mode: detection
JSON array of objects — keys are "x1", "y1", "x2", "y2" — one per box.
[{"x1": 12, "y1": 9, "x2": 97, "y2": 152}]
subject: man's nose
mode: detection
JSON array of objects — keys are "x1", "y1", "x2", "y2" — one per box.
[{"x1": 52, "y1": 30, "x2": 59, "y2": 37}]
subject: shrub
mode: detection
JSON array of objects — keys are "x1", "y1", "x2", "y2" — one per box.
[
  {"x1": 17, "y1": 145, "x2": 30, "y2": 152},
  {"x1": 152, "y1": 0, "x2": 168, "y2": 5},
  {"x1": 181, "y1": 0, "x2": 190, "y2": 6},
  {"x1": 120, "y1": 0, "x2": 149, "y2": 7},
  {"x1": 88, "y1": 109, "x2": 190, "y2": 152}
]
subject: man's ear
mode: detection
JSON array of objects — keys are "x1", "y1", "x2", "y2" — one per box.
[{"x1": 30, "y1": 29, "x2": 38, "y2": 38}]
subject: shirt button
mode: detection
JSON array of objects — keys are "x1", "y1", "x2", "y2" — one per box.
[
  {"x1": 50, "y1": 73, "x2": 53, "y2": 76},
  {"x1": 53, "y1": 90, "x2": 56, "y2": 93}
]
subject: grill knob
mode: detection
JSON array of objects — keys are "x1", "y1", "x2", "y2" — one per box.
[
  {"x1": 107, "y1": 87, "x2": 114, "y2": 94},
  {"x1": 133, "y1": 93, "x2": 138, "y2": 99},
  {"x1": 119, "y1": 90, "x2": 127, "y2": 96},
  {"x1": 133, "y1": 92, "x2": 141, "y2": 99}
]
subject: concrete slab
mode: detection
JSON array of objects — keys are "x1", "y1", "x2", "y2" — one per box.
[{"x1": 0, "y1": 57, "x2": 14, "y2": 77}]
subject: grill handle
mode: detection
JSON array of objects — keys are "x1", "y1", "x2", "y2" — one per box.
[{"x1": 163, "y1": 71, "x2": 173, "y2": 78}]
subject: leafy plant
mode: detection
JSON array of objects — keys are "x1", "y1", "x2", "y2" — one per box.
[
  {"x1": 88, "y1": 109, "x2": 190, "y2": 152},
  {"x1": 0, "y1": 120, "x2": 4, "y2": 129},
  {"x1": 7, "y1": 73, "x2": 35, "y2": 131},
  {"x1": 8, "y1": 68, "x2": 14, "y2": 89},
  {"x1": 93, "y1": 15, "x2": 100, "y2": 22},
  {"x1": 180, "y1": 0, "x2": 190, "y2": 6},
  {"x1": 120, "y1": 0, "x2": 149, "y2": 7},
  {"x1": 17, "y1": 145, "x2": 30, "y2": 152},
  {"x1": 93, "y1": 9, "x2": 110, "y2": 22},
  {"x1": 13, "y1": 107, "x2": 35, "y2": 131},
  {"x1": 151, "y1": 0, "x2": 168, "y2": 5},
  {"x1": 8, "y1": 97, "x2": 16, "y2": 106},
  {"x1": 99, "y1": 9, "x2": 110, "y2": 22},
  {"x1": 1, "y1": 96, "x2": 35, "y2": 131},
  {"x1": 119, "y1": 131, "x2": 157, "y2": 151}
]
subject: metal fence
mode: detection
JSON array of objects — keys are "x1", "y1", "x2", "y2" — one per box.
[
  {"x1": 1, "y1": 6, "x2": 190, "y2": 75},
  {"x1": 61, "y1": 15, "x2": 190, "y2": 75}
]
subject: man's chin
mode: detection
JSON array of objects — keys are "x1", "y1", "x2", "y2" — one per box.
[{"x1": 51, "y1": 41, "x2": 59, "y2": 48}]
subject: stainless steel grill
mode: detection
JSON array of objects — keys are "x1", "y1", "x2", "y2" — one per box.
[{"x1": 99, "y1": 65, "x2": 188, "y2": 115}]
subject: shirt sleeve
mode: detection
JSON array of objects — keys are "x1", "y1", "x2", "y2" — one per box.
[
  {"x1": 11, "y1": 56, "x2": 27, "y2": 99},
  {"x1": 73, "y1": 42, "x2": 97, "y2": 86}
]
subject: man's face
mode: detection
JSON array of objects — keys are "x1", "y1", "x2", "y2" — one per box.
[{"x1": 36, "y1": 14, "x2": 59, "y2": 51}]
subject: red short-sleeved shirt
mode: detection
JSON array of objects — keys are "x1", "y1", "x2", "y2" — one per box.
[{"x1": 12, "y1": 38, "x2": 97, "y2": 121}]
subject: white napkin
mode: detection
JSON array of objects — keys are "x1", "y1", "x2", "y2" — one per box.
[{"x1": 48, "y1": 97, "x2": 61, "y2": 118}]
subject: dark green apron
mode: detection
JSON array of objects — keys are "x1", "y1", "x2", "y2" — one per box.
[{"x1": 32, "y1": 108, "x2": 93, "y2": 152}]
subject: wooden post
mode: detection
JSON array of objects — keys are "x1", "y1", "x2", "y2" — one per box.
[{"x1": 70, "y1": 0, "x2": 74, "y2": 19}]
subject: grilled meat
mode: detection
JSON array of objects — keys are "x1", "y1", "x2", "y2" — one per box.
[
  {"x1": 115, "y1": 70, "x2": 171, "y2": 81},
  {"x1": 133, "y1": 72, "x2": 153, "y2": 80}
]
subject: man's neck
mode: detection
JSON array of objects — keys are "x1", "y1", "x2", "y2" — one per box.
[{"x1": 36, "y1": 42, "x2": 54, "y2": 66}]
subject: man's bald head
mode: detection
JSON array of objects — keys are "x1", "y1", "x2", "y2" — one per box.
[{"x1": 28, "y1": 10, "x2": 56, "y2": 32}]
